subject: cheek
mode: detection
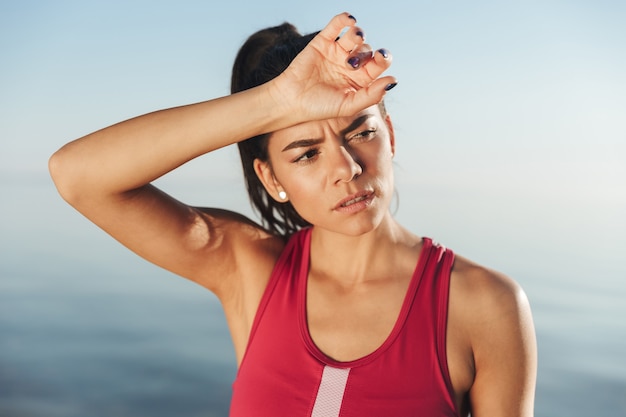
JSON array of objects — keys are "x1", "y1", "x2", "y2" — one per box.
[
  {"x1": 279, "y1": 170, "x2": 327, "y2": 216},
  {"x1": 283, "y1": 173, "x2": 321, "y2": 201},
  {"x1": 363, "y1": 144, "x2": 394, "y2": 174},
  {"x1": 272, "y1": 165, "x2": 317, "y2": 199}
]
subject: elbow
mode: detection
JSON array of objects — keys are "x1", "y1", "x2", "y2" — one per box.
[{"x1": 48, "y1": 146, "x2": 82, "y2": 205}]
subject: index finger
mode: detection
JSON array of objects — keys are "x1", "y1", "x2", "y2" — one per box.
[{"x1": 317, "y1": 12, "x2": 357, "y2": 41}]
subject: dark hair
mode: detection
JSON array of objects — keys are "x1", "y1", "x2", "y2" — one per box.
[{"x1": 231, "y1": 23, "x2": 317, "y2": 237}]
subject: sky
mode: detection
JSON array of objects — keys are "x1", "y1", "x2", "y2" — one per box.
[
  {"x1": 1, "y1": 1, "x2": 625, "y2": 263},
  {"x1": 3, "y1": 0, "x2": 624, "y2": 256},
  {"x1": 1, "y1": 1, "x2": 625, "y2": 413}
]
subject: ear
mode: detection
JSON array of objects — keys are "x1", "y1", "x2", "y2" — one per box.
[
  {"x1": 253, "y1": 158, "x2": 288, "y2": 202},
  {"x1": 384, "y1": 114, "x2": 396, "y2": 156}
]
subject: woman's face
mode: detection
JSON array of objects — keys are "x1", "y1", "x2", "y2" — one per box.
[{"x1": 256, "y1": 105, "x2": 396, "y2": 236}]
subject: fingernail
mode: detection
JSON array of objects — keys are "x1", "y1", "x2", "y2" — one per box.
[
  {"x1": 347, "y1": 56, "x2": 361, "y2": 69},
  {"x1": 377, "y1": 48, "x2": 390, "y2": 59},
  {"x1": 356, "y1": 30, "x2": 365, "y2": 39},
  {"x1": 348, "y1": 14, "x2": 356, "y2": 21},
  {"x1": 385, "y1": 82, "x2": 398, "y2": 91},
  {"x1": 347, "y1": 50, "x2": 374, "y2": 69}
]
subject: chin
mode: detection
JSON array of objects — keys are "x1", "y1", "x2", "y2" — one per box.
[{"x1": 327, "y1": 213, "x2": 388, "y2": 237}]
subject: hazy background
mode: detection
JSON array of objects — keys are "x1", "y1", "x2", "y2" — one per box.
[{"x1": 1, "y1": 1, "x2": 625, "y2": 416}]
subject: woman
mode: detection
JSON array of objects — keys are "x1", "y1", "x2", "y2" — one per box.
[{"x1": 49, "y1": 12, "x2": 536, "y2": 417}]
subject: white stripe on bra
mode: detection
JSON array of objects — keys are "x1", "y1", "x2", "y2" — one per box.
[{"x1": 311, "y1": 366, "x2": 351, "y2": 417}]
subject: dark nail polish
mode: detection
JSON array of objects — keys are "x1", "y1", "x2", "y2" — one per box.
[
  {"x1": 348, "y1": 14, "x2": 356, "y2": 21},
  {"x1": 377, "y1": 48, "x2": 390, "y2": 59},
  {"x1": 348, "y1": 56, "x2": 361, "y2": 69},
  {"x1": 385, "y1": 82, "x2": 398, "y2": 91},
  {"x1": 356, "y1": 30, "x2": 364, "y2": 39}
]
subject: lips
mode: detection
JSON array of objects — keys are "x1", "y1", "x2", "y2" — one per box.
[
  {"x1": 341, "y1": 195, "x2": 368, "y2": 207},
  {"x1": 334, "y1": 190, "x2": 374, "y2": 210}
]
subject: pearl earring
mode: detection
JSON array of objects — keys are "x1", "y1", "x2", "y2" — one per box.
[{"x1": 278, "y1": 190, "x2": 287, "y2": 200}]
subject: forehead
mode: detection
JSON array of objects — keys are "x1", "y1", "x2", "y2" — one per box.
[{"x1": 269, "y1": 105, "x2": 384, "y2": 144}]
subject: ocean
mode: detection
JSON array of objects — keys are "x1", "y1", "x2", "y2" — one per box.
[{"x1": 1, "y1": 175, "x2": 625, "y2": 416}]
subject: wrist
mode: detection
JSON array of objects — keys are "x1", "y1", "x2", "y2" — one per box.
[{"x1": 261, "y1": 74, "x2": 305, "y2": 129}]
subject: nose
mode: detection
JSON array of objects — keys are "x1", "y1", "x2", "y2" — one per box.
[{"x1": 331, "y1": 145, "x2": 363, "y2": 183}]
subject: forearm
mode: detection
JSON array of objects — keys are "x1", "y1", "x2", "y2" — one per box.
[{"x1": 49, "y1": 82, "x2": 283, "y2": 204}]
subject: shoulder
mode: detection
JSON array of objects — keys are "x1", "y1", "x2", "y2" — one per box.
[
  {"x1": 446, "y1": 253, "x2": 533, "y2": 372},
  {"x1": 193, "y1": 207, "x2": 286, "y2": 296},
  {"x1": 447, "y1": 252, "x2": 536, "y2": 372},
  {"x1": 448, "y1": 253, "x2": 537, "y2": 416},
  {"x1": 450, "y1": 254, "x2": 532, "y2": 326}
]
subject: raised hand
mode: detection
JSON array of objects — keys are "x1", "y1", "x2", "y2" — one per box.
[{"x1": 268, "y1": 12, "x2": 396, "y2": 122}]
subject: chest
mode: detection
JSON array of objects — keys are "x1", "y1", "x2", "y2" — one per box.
[{"x1": 305, "y1": 274, "x2": 411, "y2": 362}]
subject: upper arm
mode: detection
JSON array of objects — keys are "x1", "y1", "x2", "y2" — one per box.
[
  {"x1": 468, "y1": 269, "x2": 537, "y2": 417},
  {"x1": 62, "y1": 182, "x2": 282, "y2": 296}
]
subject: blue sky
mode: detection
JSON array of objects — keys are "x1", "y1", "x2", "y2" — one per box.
[{"x1": 1, "y1": 1, "x2": 624, "y2": 269}]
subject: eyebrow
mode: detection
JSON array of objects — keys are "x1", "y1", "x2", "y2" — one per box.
[
  {"x1": 280, "y1": 114, "x2": 374, "y2": 152},
  {"x1": 340, "y1": 114, "x2": 372, "y2": 136},
  {"x1": 281, "y1": 138, "x2": 324, "y2": 152}
]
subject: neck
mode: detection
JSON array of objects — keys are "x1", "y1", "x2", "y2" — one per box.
[{"x1": 309, "y1": 214, "x2": 420, "y2": 287}]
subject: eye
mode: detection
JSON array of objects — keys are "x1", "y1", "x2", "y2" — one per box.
[
  {"x1": 348, "y1": 128, "x2": 377, "y2": 143},
  {"x1": 293, "y1": 148, "x2": 320, "y2": 164}
]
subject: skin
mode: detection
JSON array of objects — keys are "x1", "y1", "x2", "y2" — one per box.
[{"x1": 49, "y1": 12, "x2": 536, "y2": 417}]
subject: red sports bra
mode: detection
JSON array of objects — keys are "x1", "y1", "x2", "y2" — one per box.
[{"x1": 230, "y1": 228, "x2": 458, "y2": 416}]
